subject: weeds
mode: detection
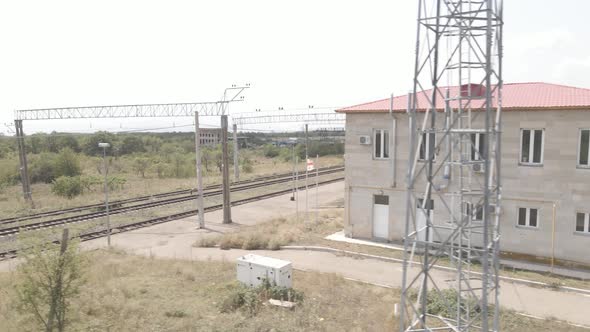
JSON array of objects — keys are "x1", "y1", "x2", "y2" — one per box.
[{"x1": 220, "y1": 279, "x2": 304, "y2": 317}]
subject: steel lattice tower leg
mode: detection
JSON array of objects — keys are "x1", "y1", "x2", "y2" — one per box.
[{"x1": 399, "y1": 0, "x2": 503, "y2": 331}]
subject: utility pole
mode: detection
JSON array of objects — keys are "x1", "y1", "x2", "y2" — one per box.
[
  {"x1": 295, "y1": 156, "x2": 299, "y2": 222},
  {"x1": 305, "y1": 124, "x2": 309, "y2": 223},
  {"x1": 233, "y1": 123, "x2": 239, "y2": 182},
  {"x1": 291, "y1": 143, "x2": 296, "y2": 201},
  {"x1": 221, "y1": 115, "x2": 232, "y2": 224},
  {"x1": 14, "y1": 120, "x2": 33, "y2": 208},
  {"x1": 194, "y1": 112, "x2": 205, "y2": 228},
  {"x1": 315, "y1": 154, "x2": 319, "y2": 224},
  {"x1": 99, "y1": 142, "x2": 111, "y2": 247}
]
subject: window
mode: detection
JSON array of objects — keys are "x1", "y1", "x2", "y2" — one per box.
[
  {"x1": 517, "y1": 207, "x2": 539, "y2": 228},
  {"x1": 578, "y1": 129, "x2": 590, "y2": 167},
  {"x1": 419, "y1": 132, "x2": 436, "y2": 161},
  {"x1": 374, "y1": 129, "x2": 390, "y2": 159},
  {"x1": 470, "y1": 133, "x2": 486, "y2": 161},
  {"x1": 520, "y1": 129, "x2": 544, "y2": 165},
  {"x1": 464, "y1": 202, "x2": 483, "y2": 221},
  {"x1": 576, "y1": 212, "x2": 590, "y2": 233},
  {"x1": 374, "y1": 195, "x2": 389, "y2": 205}
]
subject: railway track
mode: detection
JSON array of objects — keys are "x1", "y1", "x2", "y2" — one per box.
[
  {"x1": 0, "y1": 167, "x2": 344, "y2": 237},
  {"x1": 0, "y1": 176, "x2": 344, "y2": 260},
  {"x1": 0, "y1": 165, "x2": 344, "y2": 227}
]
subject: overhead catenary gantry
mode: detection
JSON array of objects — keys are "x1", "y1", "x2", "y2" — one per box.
[
  {"x1": 13, "y1": 85, "x2": 249, "y2": 229},
  {"x1": 232, "y1": 110, "x2": 345, "y2": 128}
]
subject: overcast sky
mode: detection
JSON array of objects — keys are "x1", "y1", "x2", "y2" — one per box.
[{"x1": 1, "y1": 0, "x2": 589, "y2": 134}]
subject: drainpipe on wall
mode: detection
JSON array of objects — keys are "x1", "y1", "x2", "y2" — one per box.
[
  {"x1": 504, "y1": 196, "x2": 559, "y2": 270},
  {"x1": 438, "y1": 89, "x2": 451, "y2": 191},
  {"x1": 390, "y1": 93, "x2": 396, "y2": 188},
  {"x1": 551, "y1": 202, "x2": 556, "y2": 273}
]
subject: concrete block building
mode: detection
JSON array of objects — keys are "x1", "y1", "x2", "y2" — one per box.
[{"x1": 337, "y1": 82, "x2": 590, "y2": 266}]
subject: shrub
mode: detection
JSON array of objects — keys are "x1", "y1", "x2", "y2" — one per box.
[
  {"x1": 241, "y1": 157, "x2": 254, "y2": 174},
  {"x1": 164, "y1": 310, "x2": 188, "y2": 318},
  {"x1": 51, "y1": 176, "x2": 83, "y2": 199},
  {"x1": 267, "y1": 238, "x2": 284, "y2": 251},
  {"x1": 194, "y1": 237, "x2": 218, "y2": 248},
  {"x1": 29, "y1": 153, "x2": 57, "y2": 184},
  {"x1": 16, "y1": 231, "x2": 87, "y2": 331},
  {"x1": 241, "y1": 233, "x2": 269, "y2": 250},
  {"x1": 220, "y1": 280, "x2": 304, "y2": 317},
  {"x1": 54, "y1": 148, "x2": 82, "y2": 178},
  {"x1": 0, "y1": 159, "x2": 20, "y2": 189},
  {"x1": 263, "y1": 144, "x2": 280, "y2": 158}
]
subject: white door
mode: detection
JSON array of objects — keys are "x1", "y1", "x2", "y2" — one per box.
[
  {"x1": 416, "y1": 199, "x2": 434, "y2": 242},
  {"x1": 373, "y1": 195, "x2": 389, "y2": 239}
]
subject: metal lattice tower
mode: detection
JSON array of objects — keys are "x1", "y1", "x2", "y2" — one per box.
[{"x1": 399, "y1": 0, "x2": 503, "y2": 331}]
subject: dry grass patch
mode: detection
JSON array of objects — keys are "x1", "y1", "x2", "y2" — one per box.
[{"x1": 194, "y1": 211, "x2": 344, "y2": 251}]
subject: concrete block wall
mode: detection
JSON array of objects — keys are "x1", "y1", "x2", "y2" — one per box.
[{"x1": 343, "y1": 109, "x2": 590, "y2": 265}]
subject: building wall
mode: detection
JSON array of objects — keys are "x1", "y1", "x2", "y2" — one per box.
[{"x1": 344, "y1": 110, "x2": 590, "y2": 265}]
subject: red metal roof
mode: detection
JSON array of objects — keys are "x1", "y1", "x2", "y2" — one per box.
[{"x1": 336, "y1": 82, "x2": 590, "y2": 113}]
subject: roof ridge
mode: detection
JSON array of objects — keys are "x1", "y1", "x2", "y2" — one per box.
[{"x1": 337, "y1": 97, "x2": 393, "y2": 110}]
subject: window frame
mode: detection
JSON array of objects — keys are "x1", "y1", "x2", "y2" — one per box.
[
  {"x1": 373, "y1": 129, "x2": 390, "y2": 160},
  {"x1": 418, "y1": 132, "x2": 436, "y2": 162},
  {"x1": 463, "y1": 202, "x2": 484, "y2": 222},
  {"x1": 470, "y1": 133, "x2": 486, "y2": 162},
  {"x1": 519, "y1": 128, "x2": 545, "y2": 166},
  {"x1": 516, "y1": 207, "x2": 540, "y2": 229},
  {"x1": 575, "y1": 212, "x2": 590, "y2": 234},
  {"x1": 577, "y1": 128, "x2": 590, "y2": 168}
]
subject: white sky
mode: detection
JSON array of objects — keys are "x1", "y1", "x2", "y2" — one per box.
[{"x1": 1, "y1": 0, "x2": 589, "y2": 134}]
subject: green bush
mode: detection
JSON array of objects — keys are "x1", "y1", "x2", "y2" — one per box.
[
  {"x1": 51, "y1": 176, "x2": 83, "y2": 199},
  {"x1": 0, "y1": 159, "x2": 19, "y2": 189},
  {"x1": 263, "y1": 144, "x2": 280, "y2": 158},
  {"x1": 54, "y1": 148, "x2": 82, "y2": 178},
  {"x1": 241, "y1": 157, "x2": 254, "y2": 174},
  {"x1": 29, "y1": 153, "x2": 57, "y2": 183},
  {"x1": 220, "y1": 280, "x2": 304, "y2": 317}
]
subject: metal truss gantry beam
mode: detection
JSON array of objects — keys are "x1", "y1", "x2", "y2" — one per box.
[
  {"x1": 15, "y1": 86, "x2": 249, "y2": 120},
  {"x1": 232, "y1": 111, "x2": 344, "y2": 127},
  {"x1": 399, "y1": 1, "x2": 503, "y2": 331},
  {"x1": 13, "y1": 85, "x2": 248, "y2": 208}
]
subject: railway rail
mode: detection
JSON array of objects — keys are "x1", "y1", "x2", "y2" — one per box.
[
  {"x1": 0, "y1": 167, "x2": 344, "y2": 237},
  {"x1": 0, "y1": 176, "x2": 344, "y2": 260},
  {"x1": 0, "y1": 165, "x2": 344, "y2": 227}
]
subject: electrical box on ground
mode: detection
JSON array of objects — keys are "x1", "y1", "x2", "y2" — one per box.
[{"x1": 237, "y1": 254, "x2": 292, "y2": 288}]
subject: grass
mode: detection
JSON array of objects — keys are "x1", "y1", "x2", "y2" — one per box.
[
  {"x1": 0, "y1": 153, "x2": 344, "y2": 219},
  {"x1": 0, "y1": 249, "x2": 583, "y2": 331}
]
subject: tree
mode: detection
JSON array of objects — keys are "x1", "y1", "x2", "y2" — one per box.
[
  {"x1": 16, "y1": 229, "x2": 86, "y2": 332},
  {"x1": 82, "y1": 131, "x2": 116, "y2": 156},
  {"x1": 30, "y1": 153, "x2": 58, "y2": 184},
  {"x1": 53, "y1": 148, "x2": 81, "y2": 178},
  {"x1": 120, "y1": 136, "x2": 145, "y2": 155},
  {"x1": 132, "y1": 157, "x2": 150, "y2": 178}
]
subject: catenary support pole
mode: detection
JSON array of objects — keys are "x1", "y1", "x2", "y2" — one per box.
[
  {"x1": 291, "y1": 143, "x2": 296, "y2": 201},
  {"x1": 295, "y1": 156, "x2": 299, "y2": 222},
  {"x1": 305, "y1": 124, "x2": 309, "y2": 223},
  {"x1": 221, "y1": 115, "x2": 232, "y2": 224},
  {"x1": 194, "y1": 112, "x2": 205, "y2": 228},
  {"x1": 233, "y1": 123, "x2": 239, "y2": 182},
  {"x1": 14, "y1": 120, "x2": 34, "y2": 207},
  {"x1": 102, "y1": 146, "x2": 111, "y2": 247},
  {"x1": 315, "y1": 154, "x2": 319, "y2": 224}
]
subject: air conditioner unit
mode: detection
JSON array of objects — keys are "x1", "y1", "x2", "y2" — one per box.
[{"x1": 359, "y1": 135, "x2": 371, "y2": 145}]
